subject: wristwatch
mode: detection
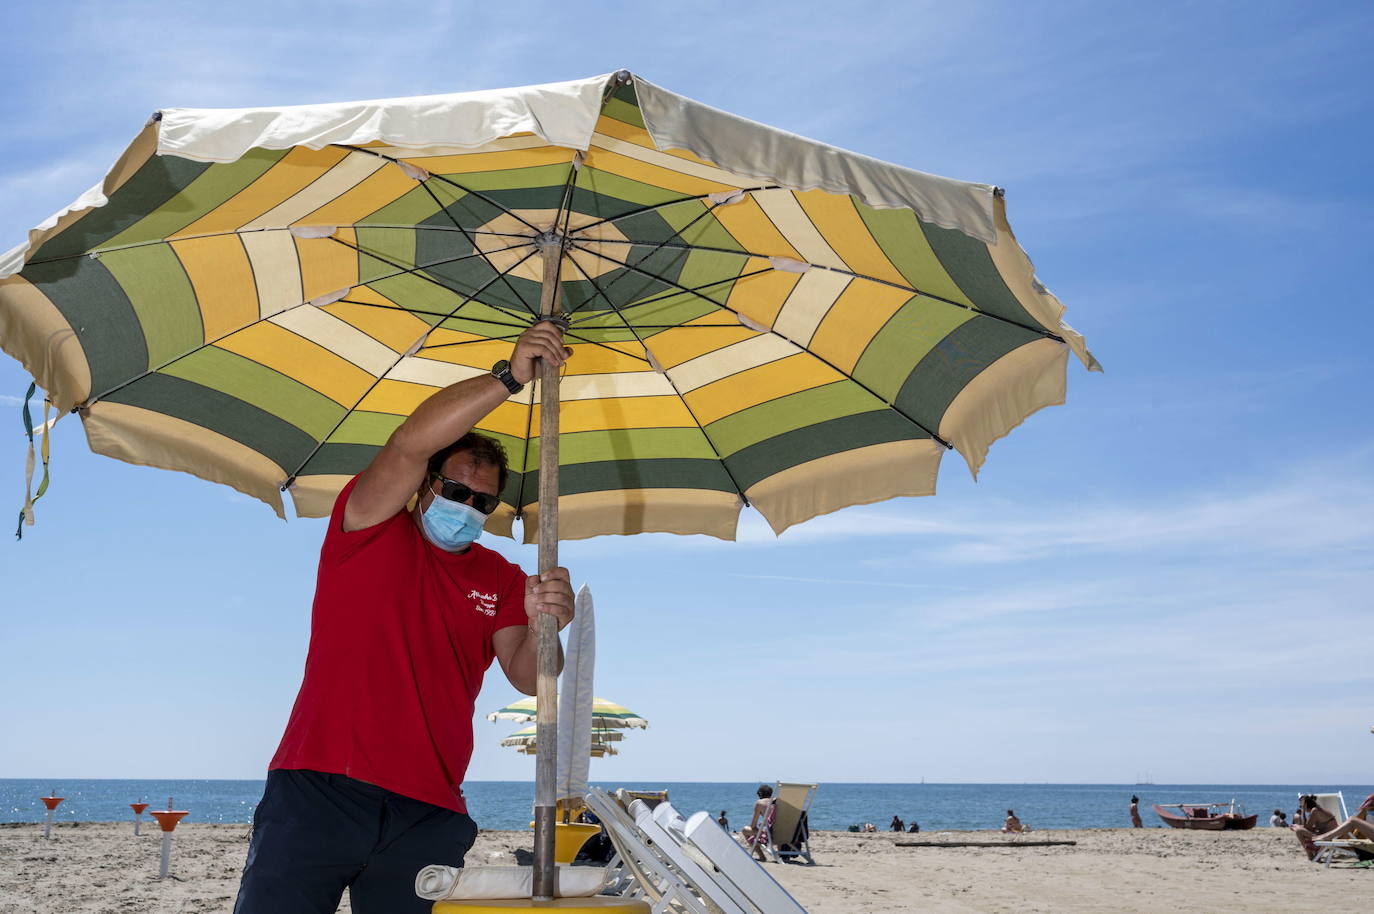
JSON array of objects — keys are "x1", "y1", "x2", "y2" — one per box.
[{"x1": 491, "y1": 359, "x2": 523, "y2": 394}]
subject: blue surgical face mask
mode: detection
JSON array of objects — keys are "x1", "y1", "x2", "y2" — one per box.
[{"x1": 419, "y1": 492, "x2": 487, "y2": 552}]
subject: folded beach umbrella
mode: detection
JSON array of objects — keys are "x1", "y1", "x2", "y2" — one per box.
[
  {"x1": 488, "y1": 695, "x2": 648, "y2": 730},
  {"x1": 0, "y1": 70, "x2": 1096, "y2": 892}
]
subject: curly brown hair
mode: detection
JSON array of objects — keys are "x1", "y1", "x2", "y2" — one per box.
[{"x1": 428, "y1": 432, "x2": 510, "y2": 493}]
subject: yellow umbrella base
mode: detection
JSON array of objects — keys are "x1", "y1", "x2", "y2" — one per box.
[
  {"x1": 434, "y1": 897, "x2": 650, "y2": 913},
  {"x1": 520, "y1": 821, "x2": 602, "y2": 863}
]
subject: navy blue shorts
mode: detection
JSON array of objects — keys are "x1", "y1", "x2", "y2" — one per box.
[{"x1": 233, "y1": 769, "x2": 478, "y2": 914}]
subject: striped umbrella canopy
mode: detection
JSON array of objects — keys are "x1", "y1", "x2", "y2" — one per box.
[
  {"x1": 488, "y1": 696, "x2": 647, "y2": 730},
  {"x1": 0, "y1": 70, "x2": 1096, "y2": 540}
]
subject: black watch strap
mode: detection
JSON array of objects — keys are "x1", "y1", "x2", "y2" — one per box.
[{"x1": 491, "y1": 359, "x2": 523, "y2": 394}]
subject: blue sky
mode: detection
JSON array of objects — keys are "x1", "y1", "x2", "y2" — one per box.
[{"x1": 1, "y1": 1, "x2": 1370, "y2": 786}]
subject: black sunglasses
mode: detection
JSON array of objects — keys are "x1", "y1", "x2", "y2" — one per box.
[{"x1": 429, "y1": 473, "x2": 501, "y2": 515}]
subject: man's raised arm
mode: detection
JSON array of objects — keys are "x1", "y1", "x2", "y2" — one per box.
[{"x1": 342, "y1": 322, "x2": 570, "y2": 532}]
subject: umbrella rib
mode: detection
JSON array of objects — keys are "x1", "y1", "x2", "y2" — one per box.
[
  {"x1": 513, "y1": 376, "x2": 537, "y2": 525},
  {"x1": 338, "y1": 299, "x2": 531, "y2": 329},
  {"x1": 574, "y1": 185, "x2": 781, "y2": 232},
  {"x1": 327, "y1": 235, "x2": 539, "y2": 318},
  {"x1": 565, "y1": 268, "x2": 773, "y2": 328},
  {"x1": 416, "y1": 332, "x2": 525, "y2": 351},
  {"x1": 563, "y1": 199, "x2": 726, "y2": 321},
  {"x1": 570, "y1": 241, "x2": 954, "y2": 449},
  {"x1": 18, "y1": 226, "x2": 532, "y2": 269},
  {"x1": 420, "y1": 328, "x2": 648, "y2": 364},
  {"x1": 563, "y1": 249, "x2": 752, "y2": 505},
  {"x1": 415, "y1": 178, "x2": 538, "y2": 316},
  {"x1": 282, "y1": 247, "x2": 541, "y2": 488},
  {"x1": 552, "y1": 153, "x2": 582, "y2": 243},
  {"x1": 79, "y1": 243, "x2": 535, "y2": 408},
  {"x1": 337, "y1": 144, "x2": 544, "y2": 234},
  {"x1": 583, "y1": 237, "x2": 1064, "y2": 342}
]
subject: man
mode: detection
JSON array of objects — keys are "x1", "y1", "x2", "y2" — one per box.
[{"x1": 234, "y1": 322, "x2": 576, "y2": 914}]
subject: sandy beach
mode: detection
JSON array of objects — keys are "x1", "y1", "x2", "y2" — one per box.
[{"x1": 1, "y1": 822, "x2": 1367, "y2": 913}]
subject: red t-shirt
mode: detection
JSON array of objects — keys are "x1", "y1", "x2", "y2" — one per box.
[{"x1": 269, "y1": 477, "x2": 529, "y2": 812}]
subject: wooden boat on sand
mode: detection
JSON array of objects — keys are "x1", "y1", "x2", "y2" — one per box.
[{"x1": 1153, "y1": 800, "x2": 1257, "y2": 830}]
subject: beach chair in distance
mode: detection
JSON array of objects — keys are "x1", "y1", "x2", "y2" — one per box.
[
  {"x1": 1313, "y1": 801, "x2": 1374, "y2": 868},
  {"x1": 767, "y1": 783, "x2": 817, "y2": 865},
  {"x1": 1313, "y1": 792, "x2": 1349, "y2": 822},
  {"x1": 618, "y1": 788, "x2": 670, "y2": 811},
  {"x1": 585, "y1": 788, "x2": 708, "y2": 914}
]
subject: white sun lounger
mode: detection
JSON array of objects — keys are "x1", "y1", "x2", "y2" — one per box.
[
  {"x1": 585, "y1": 788, "x2": 710, "y2": 914},
  {"x1": 630, "y1": 801, "x2": 749, "y2": 914},
  {"x1": 650, "y1": 801, "x2": 809, "y2": 914}
]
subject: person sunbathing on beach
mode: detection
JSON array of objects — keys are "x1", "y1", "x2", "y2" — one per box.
[
  {"x1": 233, "y1": 323, "x2": 576, "y2": 914},
  {"x1": 1001, "y1": 809, "x2": 1025, "y2": 833},
  {"x1": 1292, "y1": 793, "x2": 1374, "y2": 861},
  {"x1": 741, "y1": 785, "x2": 774, "y2": 859}
]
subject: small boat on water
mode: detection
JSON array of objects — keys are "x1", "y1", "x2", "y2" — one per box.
[{"x1": 1153, "y1": 800, "x2": 1257, "y2": 830}]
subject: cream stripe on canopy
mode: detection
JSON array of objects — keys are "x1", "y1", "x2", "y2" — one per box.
[
  {"x1": 751, "y1": 189, "x2": 846, "y2": 270},
  {"x1": 772, "y1": 270, "x2": 852, "y2": 347},
  {"x1": 270, "y1": 304, "x2": 399, "y2": 376},
  {"x1": 241, "y1": 230, "x2": 303, "y2": 317},
  {"x1": 388, "y1": 357, "x2": 487, "y2": 388},
  {"x1": 665, "y1": 333, "x2": 797, "y2": 394},
  {"x1": 588, "y1": 132, "x2": 757, "y2": 189},
  {"x1": 557, "y1": 371, "x2": 675, "y2": 400},
  {"x1": 243, "y1": 154, "x2": 386, "y2": 231}
]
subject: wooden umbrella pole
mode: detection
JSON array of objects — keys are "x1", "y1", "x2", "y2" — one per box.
[{"x1": 532, "y1": 239, "x2": 563, "y2": 900}]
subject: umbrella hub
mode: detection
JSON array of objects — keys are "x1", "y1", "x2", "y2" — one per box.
[{"x1": 532, "y1": 230, "x2": 567, "y2": 251}]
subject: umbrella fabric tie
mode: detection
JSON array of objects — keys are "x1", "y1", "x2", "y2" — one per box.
[{"x1": 15, "y1": 382, "x2": 55, "y2": 540}]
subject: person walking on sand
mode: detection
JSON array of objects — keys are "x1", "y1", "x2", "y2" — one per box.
[
  {"x1": 1130, "y1": 795, "x2": 1143, "y2": 828},
  {"x1": 234, "y1": 323, "x2": 577, "y2": 914}
]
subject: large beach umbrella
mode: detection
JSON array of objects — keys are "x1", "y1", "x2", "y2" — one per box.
[
  {"x1": 0, "y1": 71, "x2": 1097, "y2": 894},
  {"x1": 488, "y1": 695, "x2": 648, "y2": 731}
]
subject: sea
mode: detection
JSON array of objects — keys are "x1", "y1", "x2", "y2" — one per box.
[{"x1": 3, "y1": 780, "x2": 1369, "y2": 831}]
